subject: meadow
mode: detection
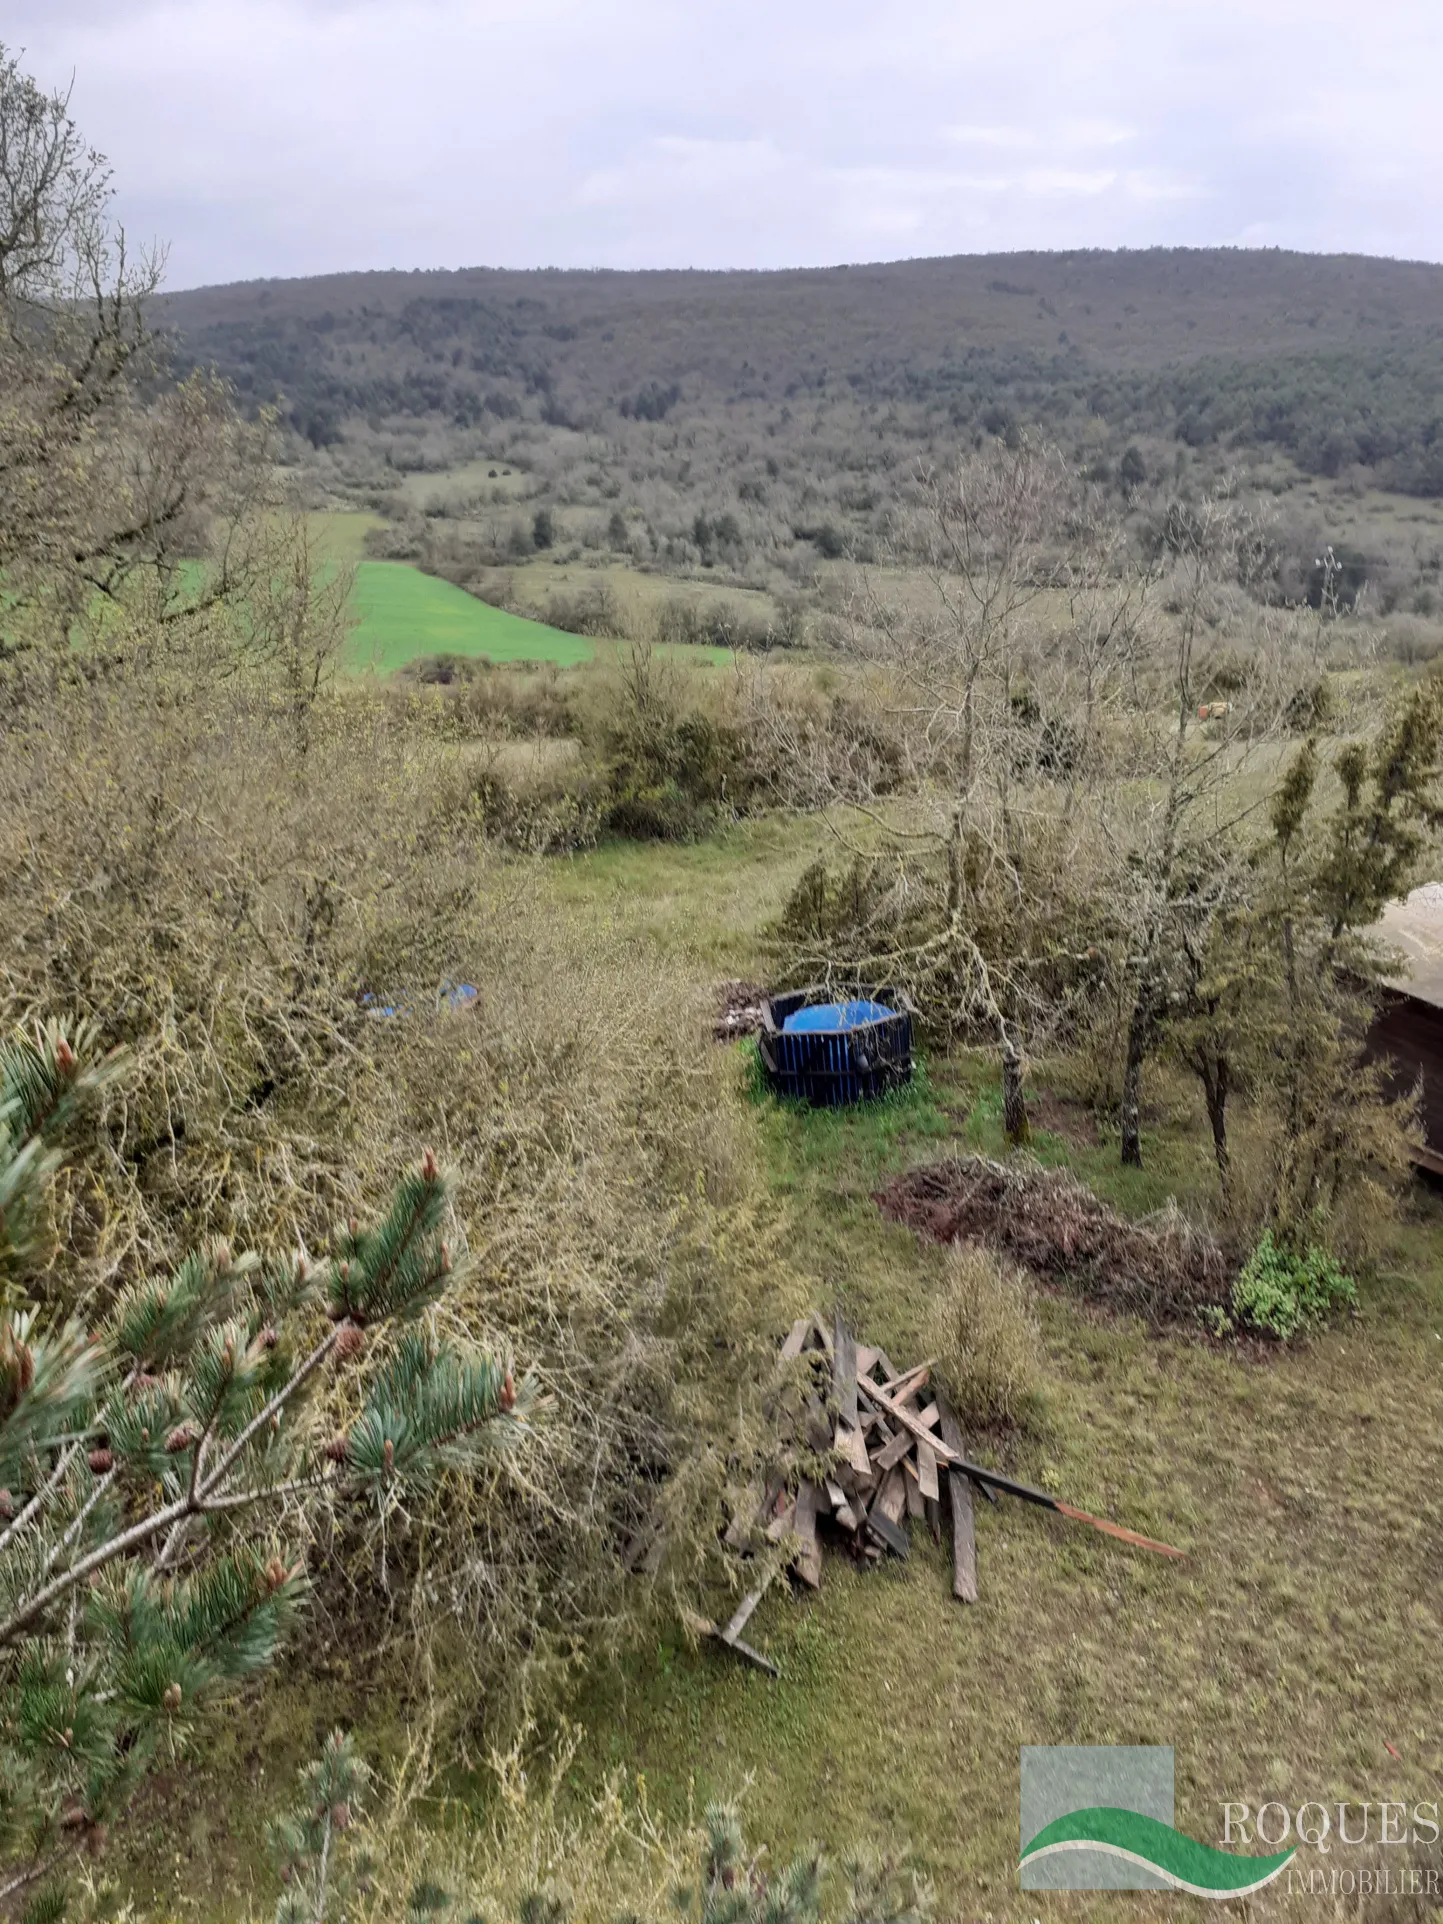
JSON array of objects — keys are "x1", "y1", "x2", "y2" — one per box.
[
  {"x1": 295, "y1": 513, "x2": 736, "y2": 673},
  {"x1": 347, "y1": 558, "x2": 596, "y2": 671}
]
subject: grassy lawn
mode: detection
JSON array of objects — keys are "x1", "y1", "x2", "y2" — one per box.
[
  {"x1": 141, "y1": 813, "x2": 1443, "y2": 1921},
  {"x1": 548, "y1": 828, "x2": 1443, "y2": 1921},
  {"x1": 343, "y1": 552, "x2": 738, "y2": 674},
  {"x1": 346, "y1": 559, "x2": 597, "y2": 672}
]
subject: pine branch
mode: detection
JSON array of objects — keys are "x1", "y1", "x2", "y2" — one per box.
[{"x1": 196, "y1": 1323, "x2": 342, "y2": 1500}]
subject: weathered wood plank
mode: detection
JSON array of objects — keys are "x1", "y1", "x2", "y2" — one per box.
[
  {"x1": 780, "y1": 1317, "x2": 811, "y2": 1360},
  {"x1": 719, "y1": 1564, "x2": 777, "y2": 1642},
  {"x1": 935, "y1": 1394, "x2": 978, "y2": 1605},
  {"x1": 834, "y1": 1314, "x2": 859, "y2": 1430},
  {"x1": 879, "y1": 1359, "x2": 933, "y2": 1402},
  {"x1": 794, "y1": 1481, "x2": 823, "y2": 1588},
  {"x1": 875, "y1": 1463, "x2": 907, "y2": 1524},
  {"x1": 903, "y1": 1466, "x2": 924, "y2": 1519},
  {"x1": 836, "y1": 1422, "x2": 872, "y2": 1476},
  {"x1": 874, "y1": 1424, "x2": 916, "y2": 1474},
  {"x1": 858, "y1": 1377, "x2": 968, "y2": 1463},
  {"x1": 866, "y1": 1508, "x2": 909, "y2": 1558},
  {"x1": 825, "y1": 1477, "x2": 860, "y2": 1532},
  {"x1": 765, "y1": 1496, "x2": 797, "y2": 1542},
  {"x1": 916, "y1": 1436, "x2": 941, "y2": 1503}
]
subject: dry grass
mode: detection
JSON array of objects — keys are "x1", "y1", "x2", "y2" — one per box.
[{"x1": 923, "y1": 1238, "x2": 1045, "y2": 1432}]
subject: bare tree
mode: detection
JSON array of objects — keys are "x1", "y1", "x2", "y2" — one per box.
[
  {"x1": 1106, "y1": 487, "x2": 1292, "y2": 1168},
  {"x1": 755, "y1": 439, "x2": 1102, "y2": 1143},
  {"x1": 0, "y1": 44, "x2": 268, "y2": 671}
]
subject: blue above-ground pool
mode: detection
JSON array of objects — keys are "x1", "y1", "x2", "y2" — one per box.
[
  {"x1": 782, "y1": 998, "x2": 895, "y2": 1034},
  {"x1": 759, "y1": 988, "x2": 914, "y2": 1106}
]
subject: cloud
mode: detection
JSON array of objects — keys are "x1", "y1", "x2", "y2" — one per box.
[{"x1": 5, "y1": 0, "x2": 1441, "y2": 285}]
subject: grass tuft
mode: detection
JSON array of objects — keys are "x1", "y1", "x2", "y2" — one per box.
[{"x1": 924, "y1": 1239, "x2": 1046, "y2": 1432}]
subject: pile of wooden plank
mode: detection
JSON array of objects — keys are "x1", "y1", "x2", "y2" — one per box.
[
  {"x1": 700, "y1": 1311, "x2": 1185, "y2": 1674},
  {"x1": 774, "y1": 1310, "x2": 980, "y2": 1601}
]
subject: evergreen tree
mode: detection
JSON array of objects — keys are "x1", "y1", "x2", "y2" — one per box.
[
  {"x1": 269, "y1": 1730, "x2": 372, "y2": 1924},
  {"x1": 0, "y1": 1020, "x2": 536, "y2": 1907}
]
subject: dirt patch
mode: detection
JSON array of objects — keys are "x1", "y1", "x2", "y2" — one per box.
[
  {"x1": 715, "y1": 980, "x2": 768, "y2": 1040},
  {"x1": 876, "y1": 1154, "x2": 1233, "y2": 1324},
  {"x1": 1028, "y1": 1092, "x2": 1102, "y2": 1149}
]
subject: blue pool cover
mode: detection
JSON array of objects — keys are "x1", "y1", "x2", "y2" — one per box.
[{"x1": 783, "y1": 998, "x2": 895, "y2": 1033}]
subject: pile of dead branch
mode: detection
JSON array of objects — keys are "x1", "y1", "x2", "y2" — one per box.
[
  {"x1": 714, "y1": 980, "x2": 767, "y2": 1040},
  {"x1": 699, "y1": 1312, "x2": 1183, "y2": 1673},
  {"x1": 876, "y1": 1155, "x2": 1232, "y2": 1322}
]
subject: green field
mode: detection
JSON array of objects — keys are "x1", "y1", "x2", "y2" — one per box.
[{"x1": 346, "y1": 560, "x2": 597, "y2": 671}]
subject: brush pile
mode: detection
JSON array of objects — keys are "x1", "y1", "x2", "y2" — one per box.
[
  {"x1": 714, "y1": 980, "x2": 768, "y2": 1040},
  {"x1": 876, "y1": 1155, "x2": 1232, "y2": 1322},
  {"x1": 700, "y1": 1311, "x2": 1185, "y2": 1675}
]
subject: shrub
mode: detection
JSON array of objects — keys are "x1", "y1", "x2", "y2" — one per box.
[
  {"x1": 339, "y1": 1734, "x2": 931, "y2": 1924},
  {"x1": 542, "y1": 582, "x2": 622, "y2": 639},
  {"x1": 923, "y1": 1240, "x2": 1044, "y2": 1430},
  {"x1": 0, "y1": 642, "x2": 780, "y2": 1749},
  {"x1": 1118, "y1": 444, "x2": 1147, "y2": 495},
  {"x1": 1231, "y1": 1230, "x2": 1357, "y2": 1339}
]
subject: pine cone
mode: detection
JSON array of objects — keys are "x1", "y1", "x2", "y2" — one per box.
[
  {"x1": 323, "y1": 1434, "x2": 350, "y2": 1463},
  {"x1": 55, "y1": 1038, "x2": 76, "y2": 1073},
  {"x1": 259, "y1": 1326, "x2": 278, "y2": 1350},
  {"x1": 421, "y1": 1146, "x2": 438, "y2": 1182},
  {"x1": 0, "y1": 1490, "x2": 13, "y2": 1520},
  {"x1": 382, "y1": 1438, "x2": 395, "y2": 1472},
  {"x1": 331, "y1": 1802, "x2": 351, "y2": 1832},
  {"x1": 333, "y1": 1322, "x2": 365, "y2": 1362},
  {"x1": 263, "y1": 1555, "x2": 288, "y2": 1592},
  {"x1": 162, "y1": 1682, "x2": 182, "y2": 1713},
  {"x1": 88, "y1": 1447, "x2": 114, "y2": 1475},
  {"x1": 164, "y1": 1423, "x2": 199, "y2": 1454},
  {"x1": 500, "y1": 1371, "x2": 516, "y2": 1412}
]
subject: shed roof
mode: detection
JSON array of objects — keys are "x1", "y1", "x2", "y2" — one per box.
[{"x1": 1377, "y1": 883, "x2": 1443, "y2": 1009}]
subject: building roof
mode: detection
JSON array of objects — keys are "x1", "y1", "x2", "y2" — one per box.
[{"x1": 1377, "y1": 883, "x2": 1443, "y2": 1009}]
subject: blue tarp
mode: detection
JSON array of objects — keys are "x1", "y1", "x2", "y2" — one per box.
[{"x1": 782, "y1": 999, "x2": 895, "y2": 1034}]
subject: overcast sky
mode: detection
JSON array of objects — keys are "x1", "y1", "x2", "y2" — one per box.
[{"x1": 10, "y1": 0, "x2": 1442, "y2": 290}]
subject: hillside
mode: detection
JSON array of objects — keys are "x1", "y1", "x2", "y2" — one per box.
[{"x1": 160, "y1": 248, "x2": 1443, "y2": 497}]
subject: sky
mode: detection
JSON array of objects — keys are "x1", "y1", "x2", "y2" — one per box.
[{"x1": 10, "y1": 0, "x2": 1443, "y2": 290}]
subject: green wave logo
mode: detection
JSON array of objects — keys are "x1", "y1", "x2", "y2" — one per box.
[{"x1": 1020, "y1": 1807, "x2": 1295, "y2": 1898}]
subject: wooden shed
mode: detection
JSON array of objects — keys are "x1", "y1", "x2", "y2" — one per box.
[{"x1": 1367, "y1": 883, "x2": 1443, "y2": 1175}]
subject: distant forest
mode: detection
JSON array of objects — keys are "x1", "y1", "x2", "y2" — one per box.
[{"x1": 160, "y1": 249, "x2": 1443, "y2": 496}]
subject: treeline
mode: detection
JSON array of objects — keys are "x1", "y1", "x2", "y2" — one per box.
[{"x1": 164, "y1": 260, "x2": 1443, "y2": 495}]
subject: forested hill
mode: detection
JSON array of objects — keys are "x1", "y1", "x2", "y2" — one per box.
[{"x1": 158, "y1": 248, "x2": 1443, "y2": 495}]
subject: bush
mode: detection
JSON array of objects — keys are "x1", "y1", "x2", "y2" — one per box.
[
  {"x1": 341, "y1": 1740, "x2": 931, "y2": 1924},
  {"x1": 1231, "y1": 1230, "x2": 1357, "y2": 1339},
  {"x1": 0, "y1": 642, "x2": 779, "y2": 1746},
  {"x1": 542, "y1": 582, "x2": 623, "y2": 639},
  {"x1": 923, "y1": 1240, "x2": 1044, "y2": 1430}
]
